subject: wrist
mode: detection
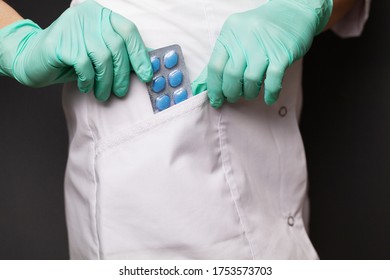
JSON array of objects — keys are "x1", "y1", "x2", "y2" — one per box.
[
  {"x1": 301, "y1": 0, "x2": 334, "y2": 34},
  {"x1": 0, "y1": 0, "x2": 23, "y2": 29},
  {"x1": 0, "y1": 19, "x2": 42, "y2": 77}
]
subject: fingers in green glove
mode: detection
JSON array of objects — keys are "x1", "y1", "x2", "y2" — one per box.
[
  {"x1": 110, "y1": 12, "x2": 153, "y2": 84},
  {"x1": 207, "y1": 40, "x2": 230, "y2": 108},
  {"x1": 263, "y1": 60, "x2": 288, "y2": 106},
  {"x1": 206, "y1": 37, "x2": 269, "y2": 108},
  {"x1": 84, "y1": 24, "x2": 114, "y2": 101},
  {"x1": 199, "y1": 0, "x2": 332, "y2": 108},
  {"x1": 243, "y1": 47, "x2": 268, "y2": 101},
  {"x1": 72, "y1": 50, "x2": 95, "y2": 94},
  {"x1": 101, "y1": 9, "x2": 130, "y2": 98},
  {"x1": 0, "y1": 0, "x2": 154, "y2": 102},
  {"x1": 191, "y1": 67, "x2": 208, "y2": 96},
  {"x1": 221, "y1": 42, "x2": 245, "y2": 104},
  {"x1": 74, "y1": 4, "x2": 152, "y2": 102}
]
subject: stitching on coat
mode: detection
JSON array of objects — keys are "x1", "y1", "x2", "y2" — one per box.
[
  {"x1": 86, "y1": 97, "x2": 102, "y2": 260},
  {"x1": 217, "y1": 109, "x2": 256, "y2": 259}
]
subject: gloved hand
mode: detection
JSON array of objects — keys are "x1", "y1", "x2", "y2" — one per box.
[
  {"x1": 0, "y1": 0, "x2": 153, "y2": 101},
  {"x1": 192, "y1": 0, "x2": 332, "y2": 107}
]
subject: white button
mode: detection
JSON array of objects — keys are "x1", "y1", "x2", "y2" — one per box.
[
  {"x1": 287, "y1": 216, "x2": 294, "y2": 227},
  {"x1": 279, "y1": 106, "x2": 287, "y2": 117}
]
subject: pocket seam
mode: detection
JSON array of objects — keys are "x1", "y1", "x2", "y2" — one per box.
[
  {"x1": 85, "y1": 95, "x2": 102, "y2": 259},
  {"x1": 218, "y1": 108, "x2": 257, "y2": 259}
]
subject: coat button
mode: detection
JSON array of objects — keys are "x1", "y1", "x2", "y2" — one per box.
[
  {"x1": 279, "y1": 106, "x2": 287, "y2": 117},
  {"x1": 287, "y1": 216, "x2": 295, "y2": 227}
]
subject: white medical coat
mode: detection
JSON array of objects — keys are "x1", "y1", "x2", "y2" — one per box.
[{"x1": 63, "y1": 0, "x2": 371, "y2": 259}]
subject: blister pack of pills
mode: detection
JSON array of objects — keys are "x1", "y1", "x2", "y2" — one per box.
[{"x1": 146, "y1": 44, "x2": 193, "y2": 113}]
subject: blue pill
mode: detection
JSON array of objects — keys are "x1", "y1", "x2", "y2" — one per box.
[
  {"x1": 164, "y1": 50, "x2": 178, "y2": 69},
  {"x1": 173, "y1": 88, "x2": 188, "y2": 104},
  {"x1": 151, "y1": 56, "x2": 160, "y2": 73},
  {"x1": 168, "y1": 69, "x2": 183, "y2": 88},
  {"x1": 156, "y1": 94, "x2": 171, "y2": 111},
  {"x1": 151, "y1": 76, "x2": 166, "y2": 93}
]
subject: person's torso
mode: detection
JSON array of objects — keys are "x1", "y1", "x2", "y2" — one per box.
[{"x1": 62, "y1": 0, "x2": 314, "y2": 260}]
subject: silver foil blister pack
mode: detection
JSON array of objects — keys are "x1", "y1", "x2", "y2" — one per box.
[{"x1": 146, "y1": 44, "x2": 193, "y2": 113}]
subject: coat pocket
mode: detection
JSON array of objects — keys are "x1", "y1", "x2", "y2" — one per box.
[{"x1": 93, "y1": 92, "x2": 252, "y2": 259}]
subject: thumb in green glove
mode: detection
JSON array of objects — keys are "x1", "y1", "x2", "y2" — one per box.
[
  {"x1": 192, "y1": 0, "x2": 332, "y2": 108},
  {"x1": 0, "y1": 0, "x2": 153, "y2": 101}
]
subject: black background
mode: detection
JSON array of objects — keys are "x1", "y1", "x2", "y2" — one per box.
[{"x1": 0, "y1": 0, "x2": 389, "y2": 259}]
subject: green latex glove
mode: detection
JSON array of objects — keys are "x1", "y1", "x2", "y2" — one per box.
[
  {"x1": 0, "y1": 0, "x2": 153, "y2": 101},
  {"x1": 192, "y1": 0, "x2": 332, "y2": 107}
]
